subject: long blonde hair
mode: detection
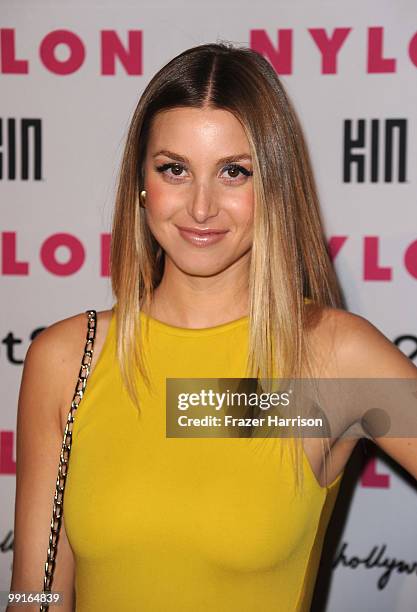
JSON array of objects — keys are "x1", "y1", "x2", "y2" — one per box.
[{"x1": 110, "y1": 41, "x2": 344, "y2": 490}]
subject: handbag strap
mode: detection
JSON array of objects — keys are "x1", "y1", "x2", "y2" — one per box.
[{"x1": 40, "y1": 309, "x2": 97, "y2": 612}]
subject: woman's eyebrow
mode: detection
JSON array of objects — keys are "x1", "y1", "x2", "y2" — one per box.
[{"x1": 152, "y1": 149, "x2": 252, "y2": 165}]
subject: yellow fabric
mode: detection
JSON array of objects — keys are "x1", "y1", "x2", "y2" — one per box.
[{"x1": 64, "y1": 302, "x2": 343, "y2": 611}]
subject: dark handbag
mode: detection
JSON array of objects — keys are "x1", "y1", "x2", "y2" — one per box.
[{"x1": 40, "y1": 310, "x2": 97, "y2": 612}]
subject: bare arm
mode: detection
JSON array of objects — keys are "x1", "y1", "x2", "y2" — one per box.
[
  {"x1": 6, "y1": 310, "x2": 109, "y2": 612},
  {"x1": 335, "y1": 311, "x2": 417, "y2": 480},
  {"x1": 302, "y1": 306, "x2": 417, "y2": 486}
]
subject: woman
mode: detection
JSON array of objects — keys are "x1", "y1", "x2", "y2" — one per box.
[{"x1": 8, "y1": 42, "x2": 417, "y2": 611}]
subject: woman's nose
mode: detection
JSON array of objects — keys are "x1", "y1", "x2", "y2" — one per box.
[{"x1": 187, "y1": 183, "x2": 219, "y2": 222}]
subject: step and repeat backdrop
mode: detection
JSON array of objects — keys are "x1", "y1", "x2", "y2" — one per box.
[{"x1": 1, "y1": 1, "x2": 416, "y2": 610}]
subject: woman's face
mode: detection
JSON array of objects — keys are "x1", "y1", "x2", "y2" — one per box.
[{"x1": 142, "y1": 106, "x2": 254, "y2": 277}]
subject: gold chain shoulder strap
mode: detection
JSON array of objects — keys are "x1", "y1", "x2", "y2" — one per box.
[{"x1": 40, "y1": 309, "x2": 97, "y2": 612}]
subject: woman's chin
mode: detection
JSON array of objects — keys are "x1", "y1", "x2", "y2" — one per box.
[{"x1": 169, "y1": 256, "x2": 233, "y2": 278}]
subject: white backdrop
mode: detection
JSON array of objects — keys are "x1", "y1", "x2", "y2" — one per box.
[{"x1": 1, "y1": 1, "x2": 417, "y2": 610}]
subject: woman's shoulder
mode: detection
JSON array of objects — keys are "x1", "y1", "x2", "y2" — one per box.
[
  {"x1": 304, "y1": 304, "x2": 370, "y2": 376},
  {"x1": 305, "y1": 304, "x2": 415, "y2": 379},
  {"x1": 28, "y1": 308, "x2": 113, "y2": 363},
  {"x1": 305, "y1": 302, "x2": 375, "y2": 337},
  {"x1": 26, "y1": 308, "x2": 114, "y2": 432}
]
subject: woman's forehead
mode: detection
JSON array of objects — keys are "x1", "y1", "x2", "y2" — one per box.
[{"x1": 147, "y1": 108, "x2": 251, "y2": 158}]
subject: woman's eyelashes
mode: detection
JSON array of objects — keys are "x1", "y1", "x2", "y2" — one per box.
[{"x1": 154, "y1": 162, "x2": 253, "y2": 183}]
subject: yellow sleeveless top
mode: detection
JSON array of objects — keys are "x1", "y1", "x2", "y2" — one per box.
[{"x1": 64, "y1": 303, "x2": 343, "y2": 611}]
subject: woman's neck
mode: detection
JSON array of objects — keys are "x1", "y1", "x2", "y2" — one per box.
[{"x1": 141, "y1": 260, "x2": 250, "y2": 329}]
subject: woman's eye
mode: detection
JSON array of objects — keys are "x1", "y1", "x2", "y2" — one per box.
[
  {"x1": 155, "y1": 162, "x2": 186, "y2": 179},
  {"x1": 154, "y1": 162, "x2": 253, "y2": 182},
  {"x1": 221, "y1": 164, "x2": 253, "y2": 181}
]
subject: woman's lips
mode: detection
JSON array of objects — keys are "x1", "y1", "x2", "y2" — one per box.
[{"x1": 176, "y1": 226, "x2": 229, "y2": 247}]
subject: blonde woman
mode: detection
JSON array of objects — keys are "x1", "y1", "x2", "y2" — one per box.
[{"x1": 8, "y1": 42, "x2": 417, "y2": 612}]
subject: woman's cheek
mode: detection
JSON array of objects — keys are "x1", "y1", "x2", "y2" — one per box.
[{"x1": 227, "y1": 190, "x2": 254, "y2": 225}]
